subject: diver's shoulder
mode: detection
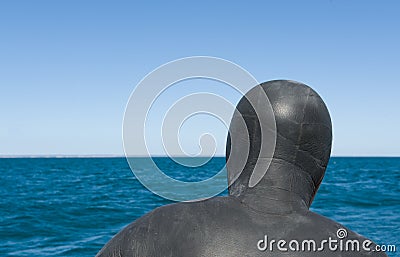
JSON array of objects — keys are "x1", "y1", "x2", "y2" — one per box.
[
  {"x1": 302, "y1": 211, "x2": 388, "y2": 256},
  {"x1": 149, "y1": 196, "x2": 241, "y2": 219},
  {"x1": 121, "y1": 196, "x2": 239, "y2": 228}
]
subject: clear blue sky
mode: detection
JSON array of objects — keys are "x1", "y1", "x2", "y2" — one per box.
[{"x1": 1, "y1": 1, "x2": 399, "y2": 156}]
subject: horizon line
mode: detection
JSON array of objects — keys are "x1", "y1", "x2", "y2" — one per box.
[{"x1": 0, "y1": 154, "x2": 399, "y2": 158}]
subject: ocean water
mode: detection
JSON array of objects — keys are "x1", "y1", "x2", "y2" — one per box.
[{"x1": 0, "y1": 157, "x2": 399, "y2": 256}]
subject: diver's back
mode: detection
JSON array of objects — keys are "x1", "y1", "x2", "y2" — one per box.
[
  {"x1": 185, "y1": 199, "x2": 386, "y2": 256},
  {"x1": 96, "y1": 193, "x2": 386, "y2": 257},
  {"x1": 111, "y1": 197, "x2": 384, "y2": 257}
]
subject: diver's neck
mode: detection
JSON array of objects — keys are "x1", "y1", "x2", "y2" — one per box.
[{"x1": 239, "y1": 187, "x2": 309, "y2": 214}]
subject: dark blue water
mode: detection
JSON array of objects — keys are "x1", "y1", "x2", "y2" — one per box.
[{"x1": 0, "y1": 157, "x2": 399, "y2": 256}]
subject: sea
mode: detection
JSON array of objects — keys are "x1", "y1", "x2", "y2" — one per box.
[{"x1": 0, "y1": 157, "x2": 399, "y2": 256}]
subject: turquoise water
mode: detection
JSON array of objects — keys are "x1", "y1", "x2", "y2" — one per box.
[{"x1": 0, "y1": 157, "x2": 399, "y2": 256}]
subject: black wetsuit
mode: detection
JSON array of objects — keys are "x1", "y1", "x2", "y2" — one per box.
[{"x1": 96, "y1": 80, "x2": 387, "y2": 257}]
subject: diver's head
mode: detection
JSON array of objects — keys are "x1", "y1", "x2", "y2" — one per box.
[{"x1": 226, "y1": 80, "x2": 332, "y2": 207}]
